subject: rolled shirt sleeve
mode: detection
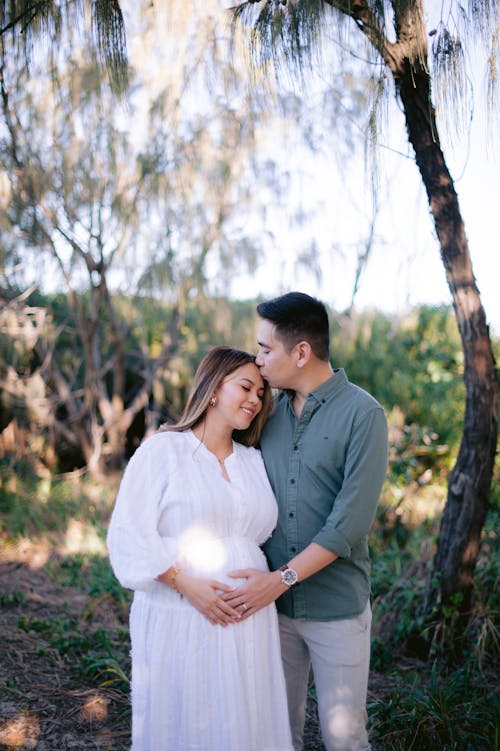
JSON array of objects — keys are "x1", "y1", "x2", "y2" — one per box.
[{"x1": 313, "y1": 406, "x2": 388, "y2": 557}]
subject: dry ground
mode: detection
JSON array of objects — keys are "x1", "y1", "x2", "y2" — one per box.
[
  {"x1": 0, "y1": 545, "x2": 391, "y2": 751},
  {"x1": 0, "y1": 550, "x2": 130, "y2": 751}
]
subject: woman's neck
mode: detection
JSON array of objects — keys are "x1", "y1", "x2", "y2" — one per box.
[{"x1": 192, "y1": 421, "x2": 233, "y2": 460}]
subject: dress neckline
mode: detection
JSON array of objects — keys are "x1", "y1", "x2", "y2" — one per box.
[{"x1": 186, "y1": 429, "x2": 236, "y2": 467}]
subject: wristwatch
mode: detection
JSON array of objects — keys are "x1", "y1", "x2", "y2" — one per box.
[{"x1": 279, "y1": 564, "x2": 298, "y2": 588}]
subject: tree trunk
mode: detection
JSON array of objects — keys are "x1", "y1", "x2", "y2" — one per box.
[
  {"x1": 394, "y1": 60, "x2": 498, "y2": 614},
  {"x1": 326, "y1": 0, "x2": 498, "y2": 617}
]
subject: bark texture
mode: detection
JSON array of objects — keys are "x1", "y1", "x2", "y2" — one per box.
[{"x1": 396, "y1": 68, "x2": 497, "y2": 610}]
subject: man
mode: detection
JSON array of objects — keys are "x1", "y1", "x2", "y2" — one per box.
[{"x1": 225, "y1": 292, "x2": 388, "y2": 751}]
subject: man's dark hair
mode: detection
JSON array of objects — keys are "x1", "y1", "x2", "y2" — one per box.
[{"x1": 257, "y1": 292, "x2": 330, "y2": 361}]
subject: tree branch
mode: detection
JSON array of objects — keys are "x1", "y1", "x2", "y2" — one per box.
[
  {"x1": 324, "y1": 0, "x2": 394, "y2": 61},
  {"x1": 0, "y1": 1, "x2": 46, "y2": 36}
]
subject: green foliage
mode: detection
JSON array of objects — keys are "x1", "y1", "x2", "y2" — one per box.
[
  {"x1": 18, "y1": 615, "x2": 130, "y2": 692},
  {"x1": 368, "y1": 500, "x2": 499, "y2": 749},
  {"x1": 0, "y1": 299, "x2": 475, "y2": 472},
  {"x1": 0, "y1": 460, "x2": 116, "y2": 537},
  {"x1": 331, "y1": 306, "x2": 466, "y2": 453},
  {"x1": 0, "y1": 590, "x2": 26, "y2": 607},
  {"x1": 0, "y1": 471, "x2": 74, "y2": 536},
  {"x1": 370, "y1": 499, "x2": 499, "y2": 667},
  {"x1": 45, "y1": 552, "x2": 132, "y2": 613},
  {"x1": 370, "y1": 536, "x2": 435, "y2": 669},
  {"x1": 386, "y1": 422, "x2": 449, "y2": 488},
  {"x1": 368, "y1": 665, "x2": 499, "y2": 751}
]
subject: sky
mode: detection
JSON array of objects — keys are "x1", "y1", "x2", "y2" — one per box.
[
  {"x1": 231, "y1": 103, "x2": 500, "y2": 335},
  {"x1": 227, "y1": 19, "x2": 500, "y2": 335}
]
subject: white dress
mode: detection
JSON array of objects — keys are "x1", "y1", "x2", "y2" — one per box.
[{"x1": 107, "y1": 429, "x2": 293, "y2": 751}]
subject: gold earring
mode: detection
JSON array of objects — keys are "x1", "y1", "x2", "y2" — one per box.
[{"x1": 209, "y1": 396, "x2": 217, "y2": 407}]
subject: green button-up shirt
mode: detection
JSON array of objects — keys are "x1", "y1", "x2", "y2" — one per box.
[{"x1": 261, "y1": 369, "x2": 388, "y2": 621}]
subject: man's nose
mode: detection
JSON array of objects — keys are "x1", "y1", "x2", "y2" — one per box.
[{"x1": 255, "y1": 352, "x2": 263, "y2": 366}]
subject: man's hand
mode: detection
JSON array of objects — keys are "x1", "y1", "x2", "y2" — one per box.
[
  {"x1": 221, "y1": 568, "x2": 285, "y2": 620},
  {"x1": 160, "y1": 570, "x2": 241, "y2": 627}
]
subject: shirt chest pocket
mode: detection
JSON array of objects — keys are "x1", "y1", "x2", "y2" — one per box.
[{"x1": 300, "y1": 434, "x2": 346, "y2": 490}]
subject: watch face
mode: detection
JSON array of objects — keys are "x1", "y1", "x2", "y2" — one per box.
[{"x1": 282, "y1": 568, "x2": 298, "y2": 586}]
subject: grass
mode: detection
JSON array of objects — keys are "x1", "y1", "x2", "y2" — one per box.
[
  {"x1": 0, "y1": 590, "x2": 26, "y2": 607},
  {"x1": 44, "y1": 552, "x2": 132, "y2": 613},
  {"x1": 367, "y1": 487, "x2": 499, "y2": 751},
  {"x1": 1, "y1": 465, "x2": 131, "y2": 705},
  {"x1": 0, "y1": 457, "x2": 118, "y2": 538},
  {"x1": 17, "y1": 614, "x2": 131, "y2": 691},
  {"x1": 368, "y1": 665, "x2": 499, "y2": 751},
  {"x1": 370, "y1": 499, "x2": 499, "y2": 661}
]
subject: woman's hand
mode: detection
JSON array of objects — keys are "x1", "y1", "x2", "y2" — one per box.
[{"x1": 174, "y1": 571, "x2": 242, "y2": 627}]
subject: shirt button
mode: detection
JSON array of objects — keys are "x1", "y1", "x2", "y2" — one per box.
[
  {"x1": 289, "y1": 512, "x2": 294, "y2": 518},
  {"x1": 291, "y1": 547, "x2": 297, "y2": 553},
  {"x1": 293, "y1": 445, "x2": 298, "y2": 450},
  {"x1": 290, "y1": 479, "x2": 295, "y2": 484}
]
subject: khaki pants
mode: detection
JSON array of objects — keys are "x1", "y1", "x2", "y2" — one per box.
[{"x1": 278, "y1": 603, "x2": 372, "y2": 751}]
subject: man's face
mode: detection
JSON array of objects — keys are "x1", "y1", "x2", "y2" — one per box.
[{"x1": 255, "y1": 319, "x2": 297, "y2": 389}]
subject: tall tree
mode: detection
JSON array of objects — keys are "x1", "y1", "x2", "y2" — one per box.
[
  {"x1": 0, "y1": 55, "x2": 178, "y2": 474},
  {"x1": 0, "y1": 13, "x2": 290, "y2": 474},
  {"x1": 232, "y1": 0, "x2": 498, "y2": 625}
]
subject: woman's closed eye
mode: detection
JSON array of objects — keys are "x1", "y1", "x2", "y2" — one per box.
[{"x1": 241, "y1": 385, "x2": 264, "y2": 400}]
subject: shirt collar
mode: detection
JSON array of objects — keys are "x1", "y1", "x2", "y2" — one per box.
[{"x1": 283, "y1": 368, "x2": 347, "y2": 407}]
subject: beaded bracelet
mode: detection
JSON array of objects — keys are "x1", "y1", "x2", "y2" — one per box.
[{"x1": 170, "y1": 565, "x2": 182, "y2": 595}]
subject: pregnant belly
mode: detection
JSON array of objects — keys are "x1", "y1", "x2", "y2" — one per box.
[{"x1": 176, "y1": 531, "x2": 269, "y2": 585}]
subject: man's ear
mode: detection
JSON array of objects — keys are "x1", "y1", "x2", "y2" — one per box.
[{"x1": 294, "y1": 341, "x2": 311, "y2": 368}]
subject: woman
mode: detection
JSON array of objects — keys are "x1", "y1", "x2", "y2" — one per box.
[{"x1": 107, "y1": 347, "x2": 293, "y2": 751}]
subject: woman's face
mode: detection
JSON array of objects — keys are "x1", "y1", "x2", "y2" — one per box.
[{"x1": 214, "y1": 362, "x2": 265, "y2": 431}]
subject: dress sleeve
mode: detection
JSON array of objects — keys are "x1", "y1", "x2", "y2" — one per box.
[{"x1": 106, "y1": 435, "x2": 179, "y2": 591}]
